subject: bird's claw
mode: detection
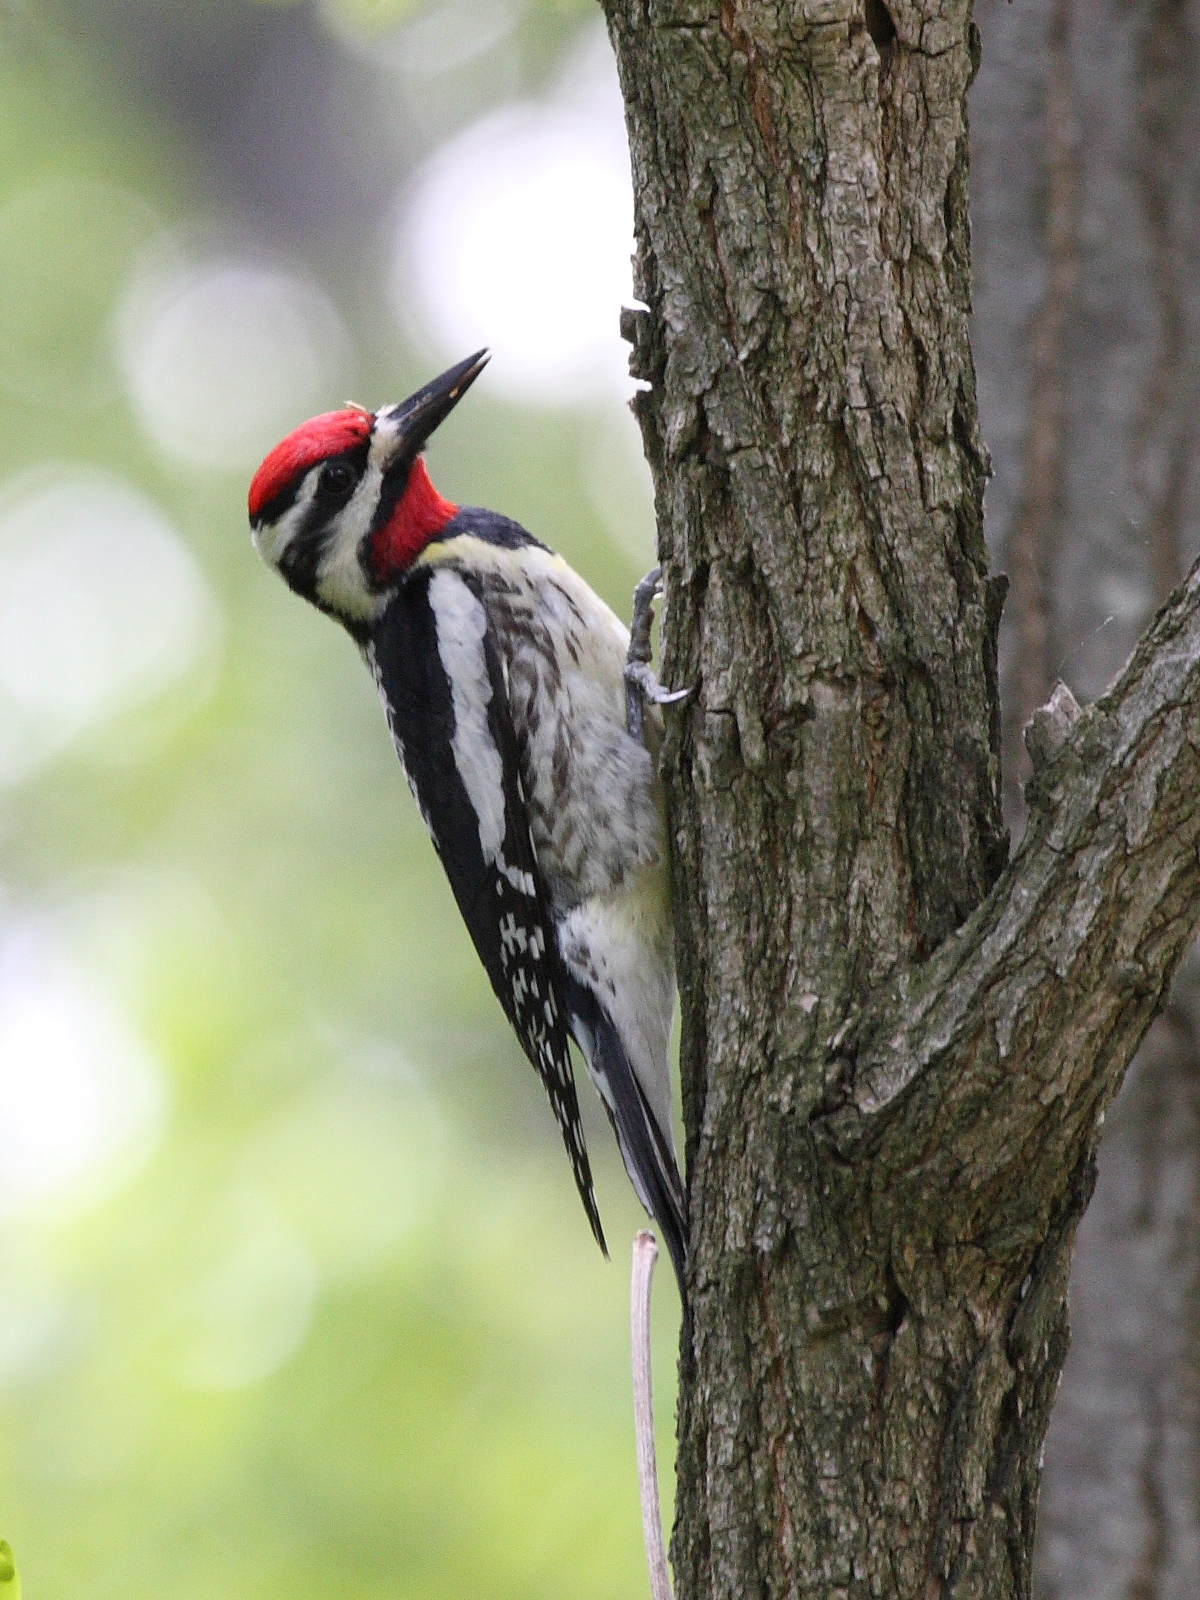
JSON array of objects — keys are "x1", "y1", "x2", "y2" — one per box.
[
  {"x1": 628, "y1": 567, "x2": 662, "y2": 670},
  {"x1": 625, "y1": 567, "x2": 692, "y2": 744},
  {"x1": 625, "y1": 661, "x2": 692, "y2": 705}
]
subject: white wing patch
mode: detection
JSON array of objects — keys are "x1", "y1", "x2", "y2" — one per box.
[{"x1": 427, "y1": 568, "x2": 507, "y2": 864}]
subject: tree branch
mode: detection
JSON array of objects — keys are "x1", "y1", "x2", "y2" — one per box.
[
  {"x1": 822, "y1": 551, "x2": 1200, "y2": 1226},
  {"x1": 601, "y1": 0, "x2": 1200, "y2": 1590}
]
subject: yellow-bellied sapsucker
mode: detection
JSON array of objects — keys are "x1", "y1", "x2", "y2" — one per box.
[{"x1": 248, "y1": 353, "x2": 686, "y2": 1292}]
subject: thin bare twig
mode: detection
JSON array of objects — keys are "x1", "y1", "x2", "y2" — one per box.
[{"x1": 631, "y1": 1231, "x2": 672, "y2": 1600}]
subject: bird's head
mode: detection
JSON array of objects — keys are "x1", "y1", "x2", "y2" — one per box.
[{"x1": 248, "y1": 350, "x2": 488, "y2": 630}]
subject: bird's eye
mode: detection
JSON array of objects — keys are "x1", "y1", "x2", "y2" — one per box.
[{"x1": 318, "y1": 460, "x2": 356, "y2": 499}]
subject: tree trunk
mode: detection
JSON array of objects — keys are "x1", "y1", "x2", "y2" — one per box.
[
  {"x1": 600, "y1": 0, "x2": 1200, "y2": 1595},
  {"x1": 971, "y1": 0, "x2": 1200, "y2": 1592}
]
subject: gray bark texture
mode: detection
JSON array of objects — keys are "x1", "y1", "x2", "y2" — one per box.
[
  {"x1": 972, "y1": 0, "x2": 1200, "y2": 1594},
  {"x1": 598, "y1": 0, "x2": 1200, "y2": 1594}
]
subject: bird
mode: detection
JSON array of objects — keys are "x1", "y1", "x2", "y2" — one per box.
[{"x1": 247, "y1": 351, "x2": 687, "y2": 1294}]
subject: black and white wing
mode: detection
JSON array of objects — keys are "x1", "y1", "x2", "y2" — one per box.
[{"x1": 367, "y1": 564, "x2": 607, "y2": 1256}]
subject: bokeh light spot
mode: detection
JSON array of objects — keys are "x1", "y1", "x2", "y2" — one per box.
[
  {"x1": 119, "y1": 250, "x2": 352, "y2": 470},
  {"x1": 398, "y1": 32, "x2": 635, "y2": 405},
  {"x1": 319, "y1": 0, "x2": 424, "y2": 40},
  {"x1": 243, "y1": 1064, "x2": 444, "y2": 1279},
  {"x1": 0, "y1": 929, "x2": 167, "y2": 1216},
  {"x1": 390, "y1": 0, "x2": 516, "y2": 74},
  {"x1": 0, "y1": 467, "x2": 218, "y2": 784},
  {"x1": 172, "y1": 1190, "x2": 318, "y2": 1391}
]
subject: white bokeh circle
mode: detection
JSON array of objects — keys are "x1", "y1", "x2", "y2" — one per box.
[
  {"x1": 0, "y1": 929, "x2": 167, "y2": 1216},
  {"x1": 0, "y1": 466, "x2": 218, "y2": 784},
  {"x1": 325, "y1": 0, "x2": 517, "y2": 73},
  {"x1": 119, "y1": 249, "x2": 352, "y2": 470},
  {"x1": 172, "y1": 1190, "x2": 318, "y2": 1391},
  {"x1": 397, "y1": 31, "x2": 637, "y2": 406}
]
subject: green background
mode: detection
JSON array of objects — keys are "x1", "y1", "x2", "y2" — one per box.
[{"x1": 0, "y1": 2, "x2": 680, "y2": 1594}]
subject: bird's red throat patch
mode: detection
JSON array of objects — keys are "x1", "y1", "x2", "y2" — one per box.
[
  {"x1": 248, "y1": 409, "x2": 374, "y2": 521},
  {"x1": 369, "y1": 457, "x2": 458, "y2": 578}
]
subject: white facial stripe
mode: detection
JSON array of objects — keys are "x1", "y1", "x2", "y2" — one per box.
[
  {"x1": 427, "y1": 568, "x2": 507, "y2": 863},
  {"x1": 369, "y1": 409, "x2": 405, "y2": 466},
  {"x1": 252, "y1": 417, "x2": 415, "y2": 624},
  {"x1": 251, "y1": 469, "x2": 321, "y2": 568},
  {"x1": 312, "y1": 413, "x2": 413, "y2": 621},
  {"x1": 314, "y1": 468, "x2": 381, "y2": 620}
]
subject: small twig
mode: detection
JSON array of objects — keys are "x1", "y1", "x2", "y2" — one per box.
[{"x1": 631, "y1": 1230, "x2": 672, "y2": 1600}]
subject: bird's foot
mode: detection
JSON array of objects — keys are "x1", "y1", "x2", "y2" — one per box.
[
  {"x1": 625, "y1": 660, "x2": 692, "y2": 705},
  {"x1": 628, "y1": 566, "x2": 662, "y2": 672},
  {"x1": 625, "y1": 567, "x2": 691, "y2": 744}
]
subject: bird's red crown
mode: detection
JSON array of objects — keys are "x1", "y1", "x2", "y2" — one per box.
[{"x1": 248, "y1": 409, "x2": 374, "y2": 521}]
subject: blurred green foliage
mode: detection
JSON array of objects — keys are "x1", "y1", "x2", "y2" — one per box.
[
  {"x1": 0, "y1": 1541, "x2": 20, "y2": 1600},
  {"x1": 0, "y1": 4, "x2": 676, "y2": 1597}
]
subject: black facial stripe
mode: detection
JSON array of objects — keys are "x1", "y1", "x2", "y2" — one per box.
[
  {"x1": 252, "y1": 480, "x2": 301, "y2": 529},
  {"x1": 252, "y1": 439, "x2": 371, "y2": 534},
  {"x1": 277, "y1": 502, "x2": 369, "y2": 645},
  {"x1": 269, "y1": 440, "x2": 372, "y2": 602},
  {"x1": 277, "y1": 507, "x2": 327, "y2": 603},
  {"x1": 361, "y1": 454, "x2": 415, "y2": 589}
]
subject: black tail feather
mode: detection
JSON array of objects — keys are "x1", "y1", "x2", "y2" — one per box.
[
  {"x1": 564, "y1": 981, "x2": 688, "y2": 1302},
  {"x1": 554, "y1": 1075, "x2": 608, "y2": 1260}
]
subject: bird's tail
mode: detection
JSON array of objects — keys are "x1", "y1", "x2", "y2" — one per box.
[{"x1": 566, "y1": 984, "x2": 688, "y2": 1299}]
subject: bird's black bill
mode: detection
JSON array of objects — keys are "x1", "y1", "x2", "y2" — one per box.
[{"x1": 388, "y1": 349, "x2": 490, "y2": 456}]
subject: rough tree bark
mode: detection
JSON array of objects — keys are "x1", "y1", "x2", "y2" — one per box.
[
  {"x1": 598, "y1": 0, "x2": 1200, "y2": 1595},
  {"x1": 971, "y1": 0, "x2": 1200, "y2": 1593}
]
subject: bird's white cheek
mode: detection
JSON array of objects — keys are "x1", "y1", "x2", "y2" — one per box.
[
  {"x1": 252, "y1": 474, "x2": 323, "y2": 574},
  {"x1": 252, "y1": 514, "x2": 297, "y2": 571},
  {"x1": 313, "y1": 470, "x2": 388, "y2": 621},
  {"x1": 252, "y1": 526, "x2": 275, "y2": 565},
  {"x1": 316, "y1": 540, "x2": 379, "y2": 622}
]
